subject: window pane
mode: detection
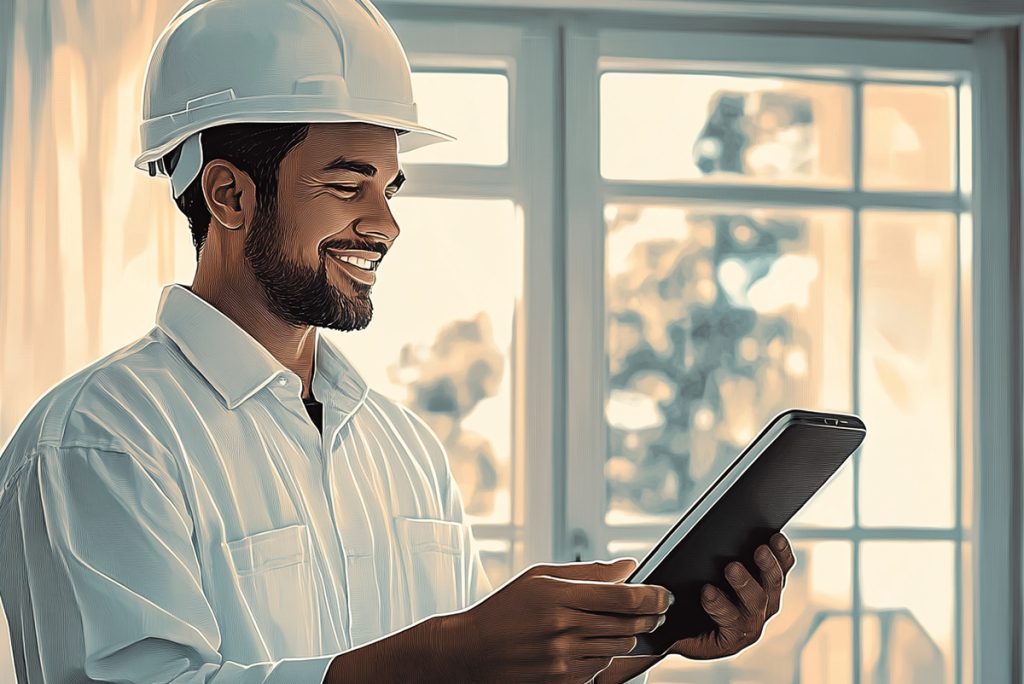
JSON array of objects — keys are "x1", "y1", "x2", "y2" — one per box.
[
  {"x1": 859, "y1": 211, "x2": 957, "y2": 527},
  {"x1": 647, "y1": 541, "x2": 852, "y2": 683},
  {"x1": 601, "y1": 74, "x2": 852, "y2": 186},
  {"x1": 331, "y1": 198, "x2": 523, "y2": 525},
  {"x1": 401, "y1": 72, "x2": 509, "y2": 165},
  {"x1": 861, "y1": 542, "x2": 955, "y2": 684},
  {"x1": 604, "y1": 204, "x2": 853, "y2": 526},
  {"x1": 862, "y1": 84, "x2": 955, "y2": 192}
]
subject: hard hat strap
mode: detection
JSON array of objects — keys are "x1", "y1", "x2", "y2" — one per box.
[{"x1": 170, "y1": 132, "x2": 204, "y2": 199}]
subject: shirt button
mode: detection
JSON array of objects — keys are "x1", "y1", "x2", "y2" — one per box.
[{"x1": 277, "y1": 377, "x2": 288, "y2": 387}]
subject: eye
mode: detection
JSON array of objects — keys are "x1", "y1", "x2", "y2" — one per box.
[{"x1": 327, "y1": 184, "x2": 360, "y2": 197}]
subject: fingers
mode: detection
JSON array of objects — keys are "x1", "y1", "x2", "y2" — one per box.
[
  {"x1": 553, "y1": 578, "x2": 673, "y2": 616},
  {"x1": 561, "y1": 610, "x2": 667, "y2": 638},
  {"x1": 672, "y1": 537, "x2": 796, "y2": 662},
  {"x1": 576, "y1": 635, "x2": 640, "y2": 659},
  {"x1": 770, "y1": 533, "x2": 796, "y2": 577},
  {"x1": 725, "y1": 562, "x2": 768, "y2": 619},
  {"x1": 754, "y1": 544, "x2": 784, "y2": 616},
  {"x1": 699, "y1": 584, "x2": 742, "y2": 627},
  {"x1": 526, "y1": 557, "x2": 637, "y2": 582},
  {"x1": 685, "y1": 577, "x2": 763, "y2": 658}
]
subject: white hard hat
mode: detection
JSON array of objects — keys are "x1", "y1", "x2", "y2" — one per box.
[{"x1": 136, "y1": 0, "x2": 453, "y2": 197}]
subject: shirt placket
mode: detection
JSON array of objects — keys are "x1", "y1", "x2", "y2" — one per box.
[
  {"x1": 267, "y1": 377, "x2": 352, "y2": 651},
  {"x1": 327, "y1": 419, "x2": 385, "y2": 647}
]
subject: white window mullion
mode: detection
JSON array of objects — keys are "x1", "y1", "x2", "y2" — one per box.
[
  {"x1": 563, "y1": 22, "x2": 610, "y2": 562},
  {"x1": 514, "y1": 20, "x2": 560, "y2": 568}
]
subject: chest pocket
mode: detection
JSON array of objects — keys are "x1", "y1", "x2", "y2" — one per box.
[
  {"x1": 394, "y1": 516, "x2": 467, "y2": 622},
  {"x1": 224, "y1": 524, "x2": 317, "y2": 657}
]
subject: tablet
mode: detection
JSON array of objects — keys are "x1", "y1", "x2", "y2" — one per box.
[{"x1": 626, "y1": 408, "x2": 866, "y2": 656}]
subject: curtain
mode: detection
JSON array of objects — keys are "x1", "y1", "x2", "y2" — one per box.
[
  {"x1": 0, "y1": 1, "x2": 195, "y2": 674},
  {"x1": 0, "y1": 0, "x2": 195, "y2": 441}
]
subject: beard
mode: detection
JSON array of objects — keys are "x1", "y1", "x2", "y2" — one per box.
[{"x1": 244, "y1": 201, "x2": 378, "y2": 332}]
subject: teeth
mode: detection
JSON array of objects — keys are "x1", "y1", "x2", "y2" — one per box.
[{"x1": 336, "y1": 255, "x2": 376, "y2": 271}]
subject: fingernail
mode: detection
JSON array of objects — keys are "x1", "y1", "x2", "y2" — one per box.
[
  {"x1": 656, "y1": 614, "x2": 667, "y2": 629},
  {"x1": 728, "y1": 562, "x2": 743, "y2": 578},
  {"x1": 772, "y1": 535, "x2": 787, "y2": 551},
  {"x1": 667, "y1": 591, "x2": 676, "y2": 606},
  {"x1": 702, "y1": 584, "x2": 716, "y2": 600}
]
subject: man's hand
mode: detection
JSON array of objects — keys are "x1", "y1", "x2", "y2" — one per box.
[
  {"x1": 435, "y1": 558, "x2": 672, "y2": 683},
  {"x1": 672, "y1": 533, "x2": 796, "y2": 660}
]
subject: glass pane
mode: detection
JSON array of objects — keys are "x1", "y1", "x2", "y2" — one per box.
[
  {"x1": 601, "y1": 73, "x2": 852, "y2": 186},
  {"x1": 604, "y1": 204, "x2": 853, "y2": 526},
  {"x1": 607, "y1": 540, "x2": 655, "y2": 559},
  {"x1": 862, "y1": 84, "x2": 955, "y2": 192},
  {"x1": 332, "y1": 198, "x2": 523, "y2": 525},
  {"x1": 859, "y1": 211, "x2": 957, "y2": 527},
  {"x1": 861, "y1": 542, "x2": 955, "y2": 684},
  {"x1": 647, "y1": 541, "x2": 853, "y2": 683},
  {"x1": 401, "y1": 72, "x2": 509, "y2": 165}
]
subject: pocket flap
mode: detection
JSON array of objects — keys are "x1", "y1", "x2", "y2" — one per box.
[
  {"x1": 224, "y1": 524, "x2": 309, "y2": 575},
  {"x1": 393, "y1": 516, "x2": 465, "y2": 555}
]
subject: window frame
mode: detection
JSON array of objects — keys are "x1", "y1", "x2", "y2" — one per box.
[
  {"x1": 562, "y1": 21, "x2": 1018, "y2": 684},
  {"x1": 378, "y1": 4, "x2": 1021, "y2": 682},
  {"x1": 384, "y1": 14, "x2": 562, "y2": 575}
]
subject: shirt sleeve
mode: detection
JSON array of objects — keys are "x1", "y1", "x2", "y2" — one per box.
[{"x1": 0, "y1": 444, "x2": 335, "y2": 684}]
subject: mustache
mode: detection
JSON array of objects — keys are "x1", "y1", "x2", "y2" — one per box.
[{"x1": 321, "y1": 238, "x2": 389, "y2": 258}]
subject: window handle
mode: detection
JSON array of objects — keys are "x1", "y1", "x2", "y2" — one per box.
[{"x1": 570, "y1": 528, "x2": 590, "y2": 562}]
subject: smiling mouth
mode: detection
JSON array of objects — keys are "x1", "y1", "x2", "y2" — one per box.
[{"x1": 326, "y1": 249, "x2": 380, "y2": 286}]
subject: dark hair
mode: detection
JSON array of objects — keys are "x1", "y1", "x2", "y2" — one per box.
[{"x1": 162, "y1": 123, "x2": 310, "y2": 259}]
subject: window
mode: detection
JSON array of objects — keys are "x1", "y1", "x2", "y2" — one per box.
[
  {"x1": 335, "y1": 17, "x2": 560, "y2": 588},
  {"x1": 366, "y1": 9, "x2": 1017, "y2": 684},
  {"x1": 567, "y1": 29, "x2": 979, "y2": 684}
]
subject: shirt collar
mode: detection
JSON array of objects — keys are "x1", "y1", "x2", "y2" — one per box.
[{"x1": 155, "y1": 284, "x2": 368, "y2": 419}]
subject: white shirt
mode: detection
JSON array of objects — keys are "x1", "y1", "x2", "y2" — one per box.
[{"x1": 0, "y1": 283, "x2": 493, "y2": 683}]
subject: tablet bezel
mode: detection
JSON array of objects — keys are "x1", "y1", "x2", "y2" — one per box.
[{"x1": 627, "y1": 408, "x2": 863, "y2": 584}]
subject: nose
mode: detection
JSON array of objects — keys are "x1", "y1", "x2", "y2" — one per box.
[{"x1": 353, "y1": 198, "x2": 400, "y2": 244}]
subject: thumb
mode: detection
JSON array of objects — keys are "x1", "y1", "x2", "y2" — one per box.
[
  {"x1": 603, "y1": 556, "x2": 639, "y2": 582},
  {"x1": 525, "y1": 557, "x2": 638, "y2": 582}
]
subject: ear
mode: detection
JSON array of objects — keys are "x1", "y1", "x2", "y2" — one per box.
[{"x1": 201, "y1": 159, "x2": 257, "y2": 232}]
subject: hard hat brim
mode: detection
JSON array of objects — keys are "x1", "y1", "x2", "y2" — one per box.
[{"x1": 134, "y1": 112, "x2": 454, "y2": 173}]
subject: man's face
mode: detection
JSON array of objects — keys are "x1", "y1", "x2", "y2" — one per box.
[{"x1": 245, "y1": 122, "x2": 404, "y2": 331}]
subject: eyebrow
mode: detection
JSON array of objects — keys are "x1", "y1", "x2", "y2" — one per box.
[{"x1": 321, "y1": 156, "x2": 406, "y2": 189}]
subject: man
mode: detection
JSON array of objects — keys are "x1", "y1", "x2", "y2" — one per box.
[{"x1": 0, "y1": 1, "x2": 794, "y2": 682}]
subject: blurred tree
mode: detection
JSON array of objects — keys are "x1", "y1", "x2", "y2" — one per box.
[
  {"x1": 606, "y1": 87, "x2": 820, "y2": 519},
  {"x1": 388, "y1": 312, "x2": 504, "y2": 516},
  {"x1": 606, "y1": 211, "x2": 805, "y2": 516}
]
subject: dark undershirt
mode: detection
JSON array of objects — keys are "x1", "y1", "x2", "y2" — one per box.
[{"x1": 302, "y1": 391, "x2": 324, "y2": 434}]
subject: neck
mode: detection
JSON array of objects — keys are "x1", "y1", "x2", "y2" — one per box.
[{"x1": 190, "y1": 250, "x2": 316, "y2": 400}]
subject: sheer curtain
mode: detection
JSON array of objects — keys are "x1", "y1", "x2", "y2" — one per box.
[{"x1": 0, "y1": 0, "x2": 196, "y2": 675}]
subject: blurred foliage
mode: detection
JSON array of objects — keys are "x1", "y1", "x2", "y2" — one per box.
[
  {"x1": 388, "y1": 312, "x2": 504, "y2": 516},
  {"x1": 606, "y1": 209, "x2": 807, "y2": 517},
  {"x1": 693, "y1": 89, "x2": 817, "y2": 178},
  {"x1": 606, "y1": 88, "x2": 818, "y2": 518}
]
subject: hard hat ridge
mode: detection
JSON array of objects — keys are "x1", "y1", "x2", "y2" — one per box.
[{"x1": 137, "y1": 0, "x2": 453, "y2": 198}]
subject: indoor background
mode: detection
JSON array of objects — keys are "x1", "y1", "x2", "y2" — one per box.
[{"x1": 1, "y1": 0, "x2": 1022, "y2": 682}]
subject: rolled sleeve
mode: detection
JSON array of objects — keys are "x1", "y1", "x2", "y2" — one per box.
[{"x1": 0, "y1": 445, "x2": 335, "y2": 684}]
